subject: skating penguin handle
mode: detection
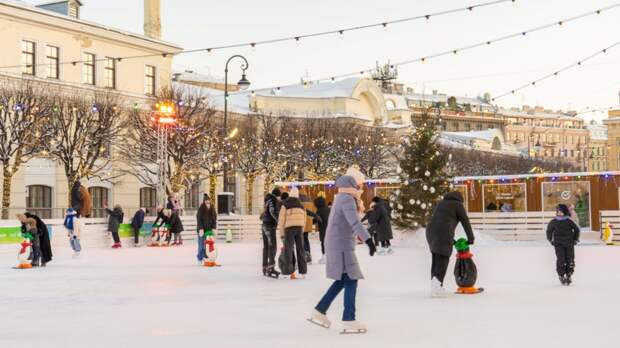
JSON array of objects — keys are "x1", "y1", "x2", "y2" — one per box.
[
  {"x1": 203, "y1": 230, "x2": 219, "y2": 267},
  {"x1": 603, "y1": 222, "x2": 614, "y2": 245},
  {"x1": 16, "y1": 233, "x2": 34, "y2": 269}
]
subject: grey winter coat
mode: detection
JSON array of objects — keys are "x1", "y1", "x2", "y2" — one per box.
[
  {"x1": 324, "y1": 176, "x2": 371, "y2": 280},
  {"x1": 426, "y1": 191, "x2": 474, "y2": 257}
]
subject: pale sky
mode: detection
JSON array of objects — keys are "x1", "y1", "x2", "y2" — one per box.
[{"x1": 32, "y1": 0, "x2": 620, "y2": 119}]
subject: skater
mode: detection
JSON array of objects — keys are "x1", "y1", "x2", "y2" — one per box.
[
  {"x1": 63, "y1": 208, "x2": 82, "y2": 258},
  {"x1": 70, "y1": 180, "x2": 93, "y2": 217},
  {"x1": 151, "y1": 205, "x2": 169, "y2": 246},
  {"x1": 277, "y1": 187, "x2": 308, "y2": 279},
  {"x1": 167, "y1": 209, "x2": 184, "y2": 246},
  {"x1": 310, "y1": 167, "x2": 376, "y2": 334},
  {"x1": 546, "y1": 204, "x2": 580, "y2": 286},
  {"x1": 24, "y1": 218, "x2": 41, "y2": 267},
  {"x1": 17, "y1": 213, "x2": 53, "y2": 266},
  {"x1": 70, "y1": 180, "x2": 82, "y2": 215},
  {"x1": 196, "y1": 194, "x2": 217, "y2": 265},
  {"x1": 167, "y1": 194, "x2": 181, "y2": 214},
  {"x1": 261, "y1": 188, "x2": 281, "y2": 278},
  {"x1": 130, "y1": 208, "x2": 147, "y2": 247},
  {"x1": 301, "y1": 193, "x2": 319, "y2": 264},
  {"x1": 370, "y1": 197, "x2": 393, "y2": 255},
  {"x1": 105, "y1": 204, "x2": 124, "y2": 249},
  {"x1": 426, "y1": 191, "x2": 475, "y2": 297},
  {"x1": 313, "y1": 196, "x2": 331, "y2": 264}
]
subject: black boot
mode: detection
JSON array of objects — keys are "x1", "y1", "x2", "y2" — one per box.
[
  {"x1": 265, "y1": 266, "x2": 279, "y2": 279},
  {"x1": 565, "y1": 274, "x2": 572, "y2": 286},
  {"x1": 559, "y1": 274, "x2": 567, "y2": 285}
]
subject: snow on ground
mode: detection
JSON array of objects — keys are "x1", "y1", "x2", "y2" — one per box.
[{"x1": 0, "y1": 234, "x2": 618, "y2": 348}]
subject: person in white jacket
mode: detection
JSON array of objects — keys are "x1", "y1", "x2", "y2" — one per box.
[{"x1": 64, "y1": 208, "x2": 82, "y2": 258}]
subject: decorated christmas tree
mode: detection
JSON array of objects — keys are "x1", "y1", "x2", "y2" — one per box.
[{"x1": 391, "y1": 108, "x2": 453, "y2": 229}]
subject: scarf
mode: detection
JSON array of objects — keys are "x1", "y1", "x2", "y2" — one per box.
[{"x1": 338, "y1": 187, "x2": 365, "y2": 214}]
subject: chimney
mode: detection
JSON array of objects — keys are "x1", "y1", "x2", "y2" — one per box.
[{"x1": 144, "y1": 0, "x2": 161, "y2": 39}]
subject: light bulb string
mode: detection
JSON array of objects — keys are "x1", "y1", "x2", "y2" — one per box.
[
  {"x1": 234, "y1": 3, "x2": 620, "y2": 94},
  {"x1": 492, "y1": 39, "x2": 620, "y2": 101}
]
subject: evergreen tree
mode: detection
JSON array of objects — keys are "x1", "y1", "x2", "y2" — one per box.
[{"x1": 391, "y1": 108, "x2": 453, "y2": 229}]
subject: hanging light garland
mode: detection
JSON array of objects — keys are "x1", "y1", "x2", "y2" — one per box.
[
  {"x1": 0, "y1": 0, "x2": 517, "y2": 71},
  {"x1": 492, "y1": 39, "x2": 620, "y2": 101}
]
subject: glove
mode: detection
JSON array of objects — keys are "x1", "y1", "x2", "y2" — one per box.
[
  {"x1": 468, "y1": 239, "x2": 475, "y2": 245},
  {"x1": 365, "y1": 239, "x2": 376, "y2": 257}
]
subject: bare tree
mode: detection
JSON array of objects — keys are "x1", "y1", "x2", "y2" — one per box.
[
  {"x1": 0, "y1": 80, "x2": 52, "y2": 218},
  {"x1": 119, "y1": 86, "x2": 218, "y2": 200},
  {"x1": 43, "y1": 90, "x2": 126, "y2": 206},
  {"x1": 341, "y1": 123, "x2": 397, "y2": 178}
]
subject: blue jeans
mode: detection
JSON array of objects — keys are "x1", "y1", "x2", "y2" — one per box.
[
  {"x1": 70, "y1": 236, "x2": 81, "y2": 252},
  {"x1": 196, "y1": 234, "x2": 206, "y2": 261},
  {"x1": 315, "y1": 273, "x2": 358, "y2": 321}
]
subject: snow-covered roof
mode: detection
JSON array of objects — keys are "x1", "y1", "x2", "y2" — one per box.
[
  {"x1": 442, "y1": 129, "x2": 503, "y2": 143},
  {"x1": 499, "y1": 108, "x2": 577, "y2": 121},
  {"x1": 172, "y1": 70, "x2": 225, "y2": 84},
  {"x1": 0, "y1": 0, "x2": 181, "y2": 50},
  {"x1": 586, "y1": 122, "x2": 608, "y2": 140},
  {"x1": 253, "y1": 77, "x2": 362, "y2": 99},
  {"x1": 405, "y1": 92, "x2": 492, "y2": 107}
]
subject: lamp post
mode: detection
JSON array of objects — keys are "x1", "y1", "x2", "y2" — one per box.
[
  {"x1": 153, "y1": 101, "x2": 176, "y2": 206},
  {"x1": 223, "y1": 55, "x2": 250, "y2": 195}
]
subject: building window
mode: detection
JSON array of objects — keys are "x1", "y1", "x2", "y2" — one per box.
[
  {"x1": 22, "y1": 40, "x2": 36, "y2": 75},
  {"x1": 89, "y1": 187, "x2": 109, "y2": 218},
  {"x1": 184, "y1": 182, "x2": 200, "y2": 210},
  {"x1": 140, "y1": 187, "x2": 157, "y2": 215},
  {"x1": 46, "y1": 45, "x2": 59, "y2": 79},
  {"x1": 26, "y1": 185, "x2": 52, "y2": 219},
  {"x1": 104, "y1": 57, "x2": 116, "y2": 89},
  {"x1": 145, "y1": 65, "x2": 156, "y2": 95},
  {"x1": 82, "y1": 53, "x2": 96, "y2": 85}
]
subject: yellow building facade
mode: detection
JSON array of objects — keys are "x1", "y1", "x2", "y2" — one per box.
[{"x1": 604, "y1": 109, "x2": 620, "y2": 170}]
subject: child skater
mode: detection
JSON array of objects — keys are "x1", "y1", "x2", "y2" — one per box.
[
  {"x1": 546, "y1": 204, "x2": 580, "y2": 286},
  {"x1": 63, "y1": 208, "x2": 82, "y2": 258},
  {"x1": 25, "y1": 218, "x2": 42, "y2": 267}
]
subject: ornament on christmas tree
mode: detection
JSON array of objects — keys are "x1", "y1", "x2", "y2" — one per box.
[
  {"x1": 449, "y1": 183, "x2": 455, "y2": 189},
  {"x1": 435, "y1": 151, "x2": 440, "y2": 156},
  {"x1": 423, "y1": 185, "x2": 428, "y2": 191},
  {"x1": 409, "y1": 199, "x2": 415, "y2": 205},
  {"x1": 421, "y1": 203, "x2": 427, "y2": 209},
  {"x1": 397, "y1": 204, "x2": 404, "y2": 210},
  {"x1": 425, "y1": 170, "x2": 431, "y2": 177},
  {"x1": 430, "y1": 187, "x2": 436, "y2": 193},
  {"x1": 416, "y1": 200, "x2": 421, "y2": 205},
  {"x1": 414, "y1": 166, "x2": 419, "y2": 172},
  {"x1": 396, "y1": 166, "x2": 402, "y2": 174}
]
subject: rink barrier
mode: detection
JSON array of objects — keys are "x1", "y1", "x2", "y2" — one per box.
[
  {"x1": 468, "y1": 212, "x2": 598, "y2": 241},
  {"x1": 0, "y1": 214, "x2": 263, "y2": 250},
  {"x1": 599, "y1": 210, "x2": 620, "y2": 242}
]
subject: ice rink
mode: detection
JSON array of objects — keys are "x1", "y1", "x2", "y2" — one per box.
[{"x1": 1, "y1": 233, "x2": 617, "y2": 348}]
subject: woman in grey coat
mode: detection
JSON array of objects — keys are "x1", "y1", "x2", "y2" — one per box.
[{"x1": 310, "y1": 169, "x2": 376, "y2": 334}]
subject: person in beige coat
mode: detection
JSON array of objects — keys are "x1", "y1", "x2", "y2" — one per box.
[{"x1": 277, "y1": 187, "x2": 308, "y2": 278}]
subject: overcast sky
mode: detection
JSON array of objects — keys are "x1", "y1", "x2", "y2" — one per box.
[{"x1": 31, "y1": 0, "x2": 620, "y2": 119}]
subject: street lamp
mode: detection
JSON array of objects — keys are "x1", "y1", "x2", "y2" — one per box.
[
  {"x1": 223, "y1": 54, "x2": 250, "y2": 196},
  {"x1": 152, "y1": 101, "x2": 177, "y2": 206}
]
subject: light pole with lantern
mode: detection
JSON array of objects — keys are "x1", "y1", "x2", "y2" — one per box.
[
  {"x1": 152, "y1": 101, "x2": 176, "y2": 206},
  {"x1": 222, "y1": 55, "x2": 250, "y2": 199}
]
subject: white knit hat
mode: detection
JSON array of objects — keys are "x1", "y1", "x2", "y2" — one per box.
[
  {"x1": 345, "y1": 166, "x2": 365, "y2": 186},
  {"x1": 289, "y1": 187, "x2": 300, "y2": 198}
]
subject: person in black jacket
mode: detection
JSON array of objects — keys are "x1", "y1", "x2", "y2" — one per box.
[
  {"x1": 426, "y1": 191, "x2": 475, "y2": 297},
  {"x1": 546, "y1": 204, "x2": 580, "y2": 285},
  {"x1": 261, "y1": 188, "x2": 281, "y2": 277},
  {"x1": 196, "y1": 194, "x2": 217, "y2": 264},
  {"x1": 19, "y1": 213, "x2": 53, "y2": 266},
  {"x1": 131, "y1": 208, "x2": 147, "y2": 247},
  {"x1": 371, "y1": 197, "x2": 394, "y2": 254},
  {"x1": 166, "y1": 209, "x2": 184, "y2": 246},
  {"x1": 70, "y1": 180, "x2": 82, "y2": 216},
  {"x1": 105, "y1": 205, "x2": 124, "y2": 249},
  {"x1": 313, "y1": 196, "x2": 330, "y2": 264}
]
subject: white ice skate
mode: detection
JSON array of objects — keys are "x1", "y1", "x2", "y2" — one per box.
[
  {"x1": 72, "y1": 252, "x2": 80, "y2": 259},
  {"x1": 386, "y1": 246, "x2": 394, "y2": 255},
  {"x1": 431, "y1": 277, "x2": 447, "y2": 298},
  {"x1": 340, "y1": 320, "x2": 367, "y2": 334},
  {"x1": 307, "y1": 309, "x2": 331, "y2": 328},
  {"x1": 318, "y1": 255, "x2": 326, "y2": 264}
]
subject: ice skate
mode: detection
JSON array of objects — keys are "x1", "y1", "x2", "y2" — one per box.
[
  {"x1": 307, "y1": 309, "x2": 331, "y2": 328},
  {"x1": 72, "y1": 252, "x2": 80, "y2": 259},
  {"x1": 264, "y1": 267, "x2": 280, "y2": 279},
  {"x1": 565, "y1": 274, "x2": 572, "y2": 286},
  {"x1": 431, "y1": 277, "x2": 447, "y2": 298},
  {"x1": 340, "y1": 321, "x2": 367, "y2": 334},
  {"x1": 318, "y1": 255, "x2": 326, "y2": 264},
  {"x1": 111, "y1": 243, "x2": 121, "y2": 249},
  {"x1": 559, "y1": 275, "x2": 567, "y2": 285},
  {"x1": 386, "y1": 246, "x2": 394, "y2": 255},
  {"x1": 376, "y1": 247, "x2": 386, "y2": 256}
]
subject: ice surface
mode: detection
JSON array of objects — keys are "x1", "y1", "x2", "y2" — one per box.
[{"x1": 0, "y1": 238, "x2": 617, "y2": 348}]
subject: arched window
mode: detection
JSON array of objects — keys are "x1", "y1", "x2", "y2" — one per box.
[
  {"x1": 26, "y1": 185, "x2": 52, "y2": 219},
  {"x1": 184, "y1": 182, "x2": 201, "y2": 210},
  {"x1": 140, "y1": 187, "x2": 157, "y2": 215},
  {"x1": 89, "y1": 187, "x2": 109, "y2": 218}
]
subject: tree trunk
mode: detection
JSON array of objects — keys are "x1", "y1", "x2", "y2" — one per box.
[
  {"x1": 264, "y1": 171, "x2": 273, "y2": 195},
  {"x1": 1, "y1": 165, "x2": 14, "y2": 220},
  {"x1": 246, "y1": 175, "x2": 255, "y2": 214},
  {"x1": 209, "y1": 175, "x2": 217, "y2": 204}
]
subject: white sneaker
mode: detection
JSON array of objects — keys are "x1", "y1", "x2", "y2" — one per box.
[
  {"x1": 431, "y1": 277, "x2": 447, "y2": 298},
  {"x1": 309, "y1": 309, "x2": 331, "y2": 328},
  {"x1": 318, "y1": 255, "x2": 326, "y2": 264},
  {"x1": 341, "y1": 320, "x2": 367, "y2": 334}
]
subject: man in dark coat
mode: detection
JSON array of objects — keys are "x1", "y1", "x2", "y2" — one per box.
[
  {"x1": 196, "y1": 194, "x2": 217, "y2": 263},
  {"x1": 19, "y1": 213, "x2": 53, "y2": 266},
  {"x1": 70, "y1": 180, "x2": 82, "y2": 216},
  {"x1": 546, "y1": 204, "x2": 580, "y2": 285},
  {"x1": 261, "y1": 188, "x2": 281, "y2": 277},
  {"x1": 313, "y1": 196, "x2": 330, "y2": 264},
  {"x1": 426, "y1": 191, "x2": 474, "y2": 297},
  {"x1": 131, "y1": 208, "x2": 147, "y2": 247},
  {"x1": 370, "y1": 197, "x2": 393, "y2": 252}
]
